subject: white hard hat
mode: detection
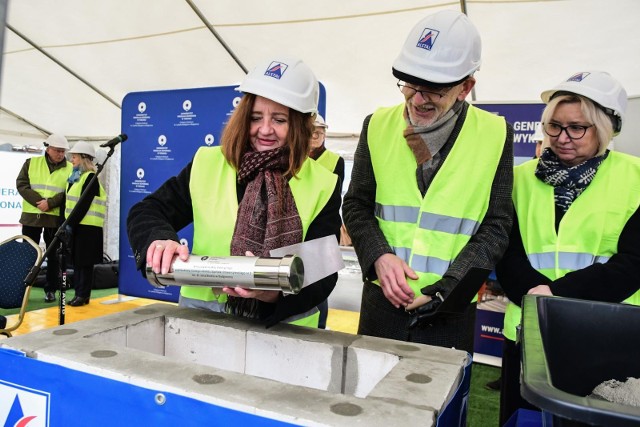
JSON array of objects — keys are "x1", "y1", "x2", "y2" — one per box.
[
  {"x1": 392, "y1": 10, "x2": 482, "y2": 86},
  {"x1": 532, "y1": 123, "x2": 544, "y2": 142},
  {"x1": 45, "y1": 134, "x2": 69, "y2": 150},
  {"x1": 541, "y1": 71, "x2": 627, "y2": 134},
  {"x1": 69, "y1": 141, "x2": 96, "y2": 158},
  {"x1": 237, "y1": 57, "x2": 319, "y2": 114},
  {"x1": 314, "y1": 114, "x2": 328, "y2": 128}
]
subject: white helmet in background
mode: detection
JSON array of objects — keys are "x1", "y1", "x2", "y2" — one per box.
[
  {"x1": 532, "y1": 123, "x2": 544, "y2": 142},
  {"x1": 540, "y1": 71, "x2": 627, "y2": 135},
  {"x1": 314, "y1": 114, "x2": 328, "y2": 128},
  {"x1": 44, "y1": 134, "x2": 69, "y2": 150},
  {"x1": 237, "y1": 57, "x2": 319, "y2": 114},
  {"x1": 392, "y1": 9, "x2": 481, "y2": 86},
  {"x1": 69, "y1": 141, "x2": 96, "y2": 158}
]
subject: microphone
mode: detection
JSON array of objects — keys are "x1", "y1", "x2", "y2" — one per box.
[{"x1": 100, "y1": 134, "x2": 128, "y2": 149}]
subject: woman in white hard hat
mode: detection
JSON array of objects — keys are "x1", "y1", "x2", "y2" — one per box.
[
  {"x1": 496, "y1": 71, "x2": 640, "y2": 424},
  {"x1": 65, "y1": 141, "x2": 107, "y2": 306},
  {"x1": 127, "y1": 57, "x2": 342, "y2": 327}
]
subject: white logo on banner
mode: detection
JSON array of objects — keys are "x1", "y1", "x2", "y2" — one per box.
[
  {"x1": 232, "y1": 97, "x2": 241, "y2": 108},
  {"x1": 183, "y1": 100, "x2": 192, "y2": 112},
  {"x1": 138, "y1": 102, "x2": 147, "y2": 113},
  {"x1": 137, "y1": 168, "x2": 144, "y2": 180},
  {"x1": 158, "y1": 135, "x2": 167, "y2": 146},
  {"x1": 180, "y1": 238, "x2": 189, "y2": 246},
  {"x1": 205, "y1": 134, "x2": 214, "y2": 146},
  {"x1": 0, "y1": 379, "x2": 50, "y2": 427}
]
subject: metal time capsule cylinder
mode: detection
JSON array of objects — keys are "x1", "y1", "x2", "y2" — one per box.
[{"x1": 145, "y1": 254, "x2": 304, "y2": 295}]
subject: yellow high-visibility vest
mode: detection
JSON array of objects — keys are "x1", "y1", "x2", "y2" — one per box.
[
  {"x1": 184, "y1": 147, "x2": 337, "y2": 327},
  {"x1": 503, "y1": 152, "x2": 640, "y2": 341},
  {"x1": 22, "y1": 156, "x2": 72, "y2": 217},
  {"x1": 368, "y1": 103, "x2": 505, "y2": 295},
  {"x1": 65, "y1": 172, "x2": 106, "y2": 227}
]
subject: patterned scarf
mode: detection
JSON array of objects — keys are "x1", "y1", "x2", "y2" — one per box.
[
  {"x1": 535, "y1": 148, "x2": 607, "y2": 212},
  {"x1": 227, "y1": 146, "x2": 303, "y2": 317}
]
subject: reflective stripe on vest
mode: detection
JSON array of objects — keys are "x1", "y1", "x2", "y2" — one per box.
[
  {"x1": 64, "y1": 172, "x2": 106, "y2": 227},
  {"x1": 184, "y1": 147, "x2": 337, "y2": 328},
  {"x1": 503, "y1": 152, "x2": 640, "y2": 341},
  {"x1": 368, "y1": 103, "x2": 506, "y2": 294},
  {"x1": 315, "y1": 149, "x2": 340, "y2": 174},
  {"x1": 23, "y1": 156, "x2": 73, "y2": 217}
]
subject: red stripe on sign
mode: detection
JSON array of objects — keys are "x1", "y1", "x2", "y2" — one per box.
[{"x1": 480, "y1": 334, "x2": 504, "y2": 341}]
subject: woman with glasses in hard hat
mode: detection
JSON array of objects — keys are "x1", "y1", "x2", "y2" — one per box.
[
  {"x1": 496, "y1": 71, "x2": 640, "y2": 424},
  {"x1": 64, "y1": 141, "x2": 107, "y2": 307},
  {"x1": 127, "y1": 57, "x2": 342, "y2": 328}
]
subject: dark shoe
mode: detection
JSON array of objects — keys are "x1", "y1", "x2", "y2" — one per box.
[
  {"x1": 68, "y1": 296, "x2": 90, "y2": 307},
  {"x1": 44, "y1": 292, "x2": 56, "y2": 303}
]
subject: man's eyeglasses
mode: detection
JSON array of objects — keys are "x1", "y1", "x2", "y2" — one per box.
[
  {"x1": 312, "y1": 130, "x2": 325, "y2": 139},
  {"x1": 397, "y1": 81, "x2": 449, "y2": 100},
  {"x1": 543, "y1": 122, "x2": 594, "y2": 140}
]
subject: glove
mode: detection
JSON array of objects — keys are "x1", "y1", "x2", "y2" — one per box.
[{"x1": 408, "y1": 276, "x2": 458, "y2": 329}]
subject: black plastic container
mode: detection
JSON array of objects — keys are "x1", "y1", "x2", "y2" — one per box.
[{"x1": 520, "y1": 295, "x2": 640, "y2": 426}]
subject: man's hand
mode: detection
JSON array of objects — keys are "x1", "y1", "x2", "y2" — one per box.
[
  {"x1": 408, "y1": 276, "x2": 458, "y2": 328},
  {"x1": 36, "y1": 199, "x2": 49, "y2": 212},
  {"x1": 374, "y1": 253, "x2": 418, "y2": 308}
]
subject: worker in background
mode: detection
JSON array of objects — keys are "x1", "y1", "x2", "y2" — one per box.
[
  {"x1": 64, "y1": 141, "x2": 106, "y2": 307},
  {"x1": 532, "y1": 122, "x2": 544, "y2": 158},
  {"x1": 16, "y1": 134, "x2": 72, "y2": 303},
  {"x1": 128, "y1": 56, "x2": 342, "y2": 328},
  {"x1": 309, "y1": 114, "x2": 345, "y2": 329},
  {"x1": 496, "y1": 71, "x2": 640, "y2": 424},
  {"x1": 342, "y1": 10, "x2": 513, "y2": 352}
]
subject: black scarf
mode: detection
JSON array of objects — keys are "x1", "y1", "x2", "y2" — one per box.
[{"x1": 534, "y1": 148, "x2": 607, "y2": 212}]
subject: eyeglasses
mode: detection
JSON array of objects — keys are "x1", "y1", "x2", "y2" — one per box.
[
  {"x1": 312, "y1": 130, "x2": 325, "y2": 139},
  {"x1": 543, "y1": 122, "x2": 594, "y2": 140},
  {"x1": 397, "y1": 81, "x2": 449, "y2": 100}
]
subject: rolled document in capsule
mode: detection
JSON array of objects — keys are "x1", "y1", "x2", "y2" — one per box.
[{"x1": 146, "y1": 254, "x2": 304, "y2": 295}]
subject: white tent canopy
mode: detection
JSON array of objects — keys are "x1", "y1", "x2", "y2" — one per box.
[
  {"x1": 2, "y1": 0, "x2": 639, "y2": 143},
  {"x1": 2, "y1": 0, "x2": 639, "y2": 257}
]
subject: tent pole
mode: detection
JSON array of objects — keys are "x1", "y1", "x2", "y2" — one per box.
[
  {"x1": 184, "y1": 0, "x2": 248, "y2": 74},
  {"x1": 459, "y1": 0, "x2": 477, "y2": 102}
]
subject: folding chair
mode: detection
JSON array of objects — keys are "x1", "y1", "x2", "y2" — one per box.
[{"x1": 0, "y1": 235, "x2": 43, "y2": 337}]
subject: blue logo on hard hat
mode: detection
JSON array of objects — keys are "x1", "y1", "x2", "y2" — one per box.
[
  {"x1": 416, "y1": 28, "x2": 439, "y2": 51},
  {"x1": 567, "y1": 72, "x2": 590, "y2": 83},
  {"x1": 264, "y1": 62, "x2": 289, "y2": 80}
]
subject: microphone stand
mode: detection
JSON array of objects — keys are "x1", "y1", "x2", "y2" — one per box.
[{"x1": 24, "y1": 143, "x2": 117, "y2": 325}]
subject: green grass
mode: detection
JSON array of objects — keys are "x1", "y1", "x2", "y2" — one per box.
[
  {"x1": 1, "y1": 286, "x2": 118, "y2": 316},
  {"x1": 469, "y1": 363, "x2": 501, "y2": 426}
]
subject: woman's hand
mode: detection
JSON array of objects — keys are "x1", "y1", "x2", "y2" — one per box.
[
  {"x1": 221, "y1": 250, "x2": 281, "y2": 303},
  {"x1": 146, "y1": 239, "x2": 190, "y2": 275},
  {"x1": 527, "y1": 284, "x2": 553, "y2": 296}
]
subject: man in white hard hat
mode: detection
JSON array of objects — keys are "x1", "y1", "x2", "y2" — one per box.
[
  {"x1": 16, "y1": 134, "x2": 73, "y2": 302},
  {"x1": 343, "y1": 10, "x2": 514, "y2": 352}
]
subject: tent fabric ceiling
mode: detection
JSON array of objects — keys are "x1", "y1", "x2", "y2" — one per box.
[{"x1": 1, "y1": 0, "x2": 639, "y2": 145}]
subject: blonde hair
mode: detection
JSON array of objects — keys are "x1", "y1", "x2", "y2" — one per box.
[
  {"x1": 220, "y1": 93, "x2": 314, "y2": 177},
  {"x1": 541, "y1": 94, "x2": 613, "y2": 157},
  {"x1": 73, "y1": 154, "x2": 96, "y2": 173}
]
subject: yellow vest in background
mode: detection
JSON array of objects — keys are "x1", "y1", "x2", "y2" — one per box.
[
  {"x1": 22, "y1": 156, "x2": 72, "y2": 217},
  {"x1": 503, "y1": 152, "x2": 640, "y2": 341},
  {"x1": 65, "y1": 171, "x2": 106, "y2": 227},
  {"x1": 368, "y1": 103, "x2": 505, "y2": 295},
  {"x1": 315, "y1": 149, "x2": 340, "y2": 174}
]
